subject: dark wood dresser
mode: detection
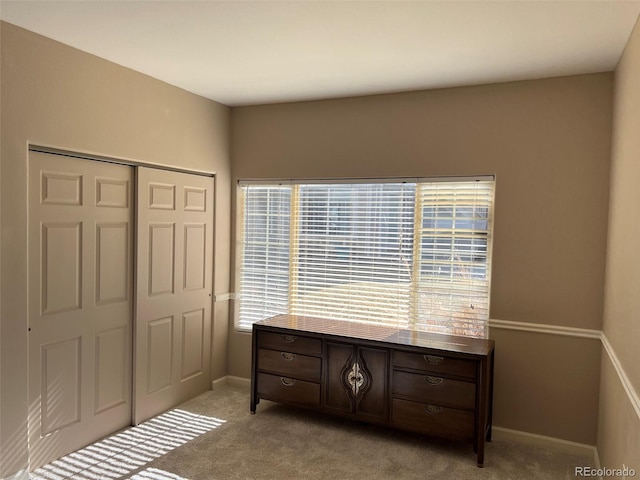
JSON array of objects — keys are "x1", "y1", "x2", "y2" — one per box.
[{"x1": 250, "y1": 314, "x2": 495, "y2": 467}]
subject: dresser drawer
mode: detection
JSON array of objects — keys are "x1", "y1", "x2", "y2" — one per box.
[
  {"x1": 258, "y1": 373, "x2": 320, "y2": 407},
  {"x1": 393, "y1": 370, "x2": 475, "y2": 410},
  {"x1": 392, "y1": 398, "x2": 474, "y2": 441},
  {"x1": 258, "y1": 348, "x2": 321, "y2": 381},
  {"x1": 258, "y1": 331, "x2": 322, "y2": 355},
  {"x1": 393, "y1": 350, "x2": 476, "y2": 379}
]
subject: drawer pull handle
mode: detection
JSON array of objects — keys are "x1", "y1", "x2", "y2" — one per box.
[
  {"x1": 282, "y1": 335, "x2": 297, "y2": 343},
  {"x1": 425, "y1": 404, "x2": 443, "y2": 415},
  {"x1": 346, "y1": 361, "x2": 366, "y2": 397},
  {"x1": 281, "y1": 352, "x2": 296, "y2": 361},
  {"x1": 280, "y1": 377, "x2": 296, "y2": 387},
  {"x1": 424, "y1": 355, "x2": 444, "y2": 365},
  {"x1": 424, "y1": 375, "x2": 443, "y2": 385}
]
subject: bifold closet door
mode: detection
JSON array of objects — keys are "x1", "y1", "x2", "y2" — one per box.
[
  {"x1": 134, "y1": 167, "x2": 214, "y2": 424},
  {"x1": 28, "y1": 152, "x2": 134, "y2": 469}
]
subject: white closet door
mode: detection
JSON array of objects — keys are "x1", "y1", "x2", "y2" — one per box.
[
  {"x1": 28, "y1": 152, "x2": 134, "y2": 469},
  {"x1": 134, "y1": 167, "x2": 214, "y2": 424}
]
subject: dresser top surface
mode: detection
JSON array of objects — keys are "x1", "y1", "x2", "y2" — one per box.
[{"x1": 255, "y1": 314, "x2": 494, "y2": 356}]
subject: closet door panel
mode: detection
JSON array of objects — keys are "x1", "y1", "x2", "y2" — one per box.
[
  {"x1": 134, "y1": 167, "x2": 214, "y2": 424},
  {"x1": 28, "y1": 152, "x2": 133, "y2": 469}
]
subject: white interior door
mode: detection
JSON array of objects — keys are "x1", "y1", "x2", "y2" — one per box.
[
  {"x1": 28, "y1": 152, "x2": 134, "y2": 469},
  {"x1": 134, "y1": 167, "x2": 214, "y2": 424}
]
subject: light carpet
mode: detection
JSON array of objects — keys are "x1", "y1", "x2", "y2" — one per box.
[{"x1": 32, "y1": 383, "x2": 594, "y2": 480}]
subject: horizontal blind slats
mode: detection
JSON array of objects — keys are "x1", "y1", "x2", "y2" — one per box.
[
  {"x1": 414, "y1": 180, "x2": 494, "y2": 338},
  {"x1": 237, "y1": 185, "x2": 291, "y2": 331},
  {"x1": 291, "y1": 183, "x2": 415, "y2": 328},
  {"x1": 237, "y1": 179, "x2": 494, "y2": 337}
]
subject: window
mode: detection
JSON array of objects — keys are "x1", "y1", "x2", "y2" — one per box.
[{"x1": 237, "y1": 177, "x2": 495, "y2": 338}]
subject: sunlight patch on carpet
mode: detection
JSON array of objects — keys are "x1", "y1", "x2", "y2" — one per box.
[{"x1": 30, "y1": 409, "x2": 225, "y2": 480}]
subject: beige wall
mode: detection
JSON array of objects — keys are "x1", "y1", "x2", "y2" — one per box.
[
  {"x1": 491, "y1": 329, "x2": 601, "y2": 444},
  {"x1": 0, "y1": 19, "x2": 3, "y2": 480},
  {"x1": 599, "y1": 15, "x2": 640, "y2": 474},
  {"x1": 1, "y1": 14, "x2": 630, "y2": 476},
  {"x1": 598, "y1": 355, "x2": 640, "y2": 475},
  {"x1": 0, "y1": 22, "x2": 231, "y2": 477},
  {"x1": 230, "y1": 74, "x2": 613, "y2": 443}
]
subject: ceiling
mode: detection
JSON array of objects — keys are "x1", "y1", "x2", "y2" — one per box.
[{"x1": 1, "y1": 1, "x2": 639, "y2": 107}]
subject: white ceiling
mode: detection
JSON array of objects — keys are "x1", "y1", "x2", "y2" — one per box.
[{"x1": 1, "y1": 1, "x2": 639, "y2": 107}]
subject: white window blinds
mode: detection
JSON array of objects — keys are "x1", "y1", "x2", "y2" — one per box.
[
  {"x1": 237, "y1": 177, "x2": 494, "y2": 337},
  {"x1": 237, "y1": 185, "x2": 290, "y2": 329},
  {"x1": 413, "y1": 180, "x2": 494, "y2": 338},
  {"x1": 291, "y1": 183, "x2": 416, "y2": 326}
]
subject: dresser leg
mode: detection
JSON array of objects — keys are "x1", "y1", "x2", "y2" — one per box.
[{"x1": 477, "y1": 441, "x2": 485, "y2": 467}]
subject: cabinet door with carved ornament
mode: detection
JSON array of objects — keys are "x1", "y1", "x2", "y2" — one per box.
[{"x1": 324, "y1": 342, "x2": 388, "y2": 422}]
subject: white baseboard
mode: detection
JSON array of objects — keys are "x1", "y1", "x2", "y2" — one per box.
[
  {"x1": 493, "y1": 426, "x2": 598, "y2": 460},
  {"x1": 211, "y1": 376, "x2": 229, "y2": 390},
  {"x1": 2, "y1": 469, "x2": 29, "y2": 480},
  {"x1": 227, "y1": 375, "x2": 251, "y2": 388},
  {"x1": 211, "y1": 375, "x2": 250, "y2": 390}
]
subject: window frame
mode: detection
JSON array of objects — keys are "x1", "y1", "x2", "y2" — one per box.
[{"x1": 234, "y1": 176, "x2": 495, "y2": 337}]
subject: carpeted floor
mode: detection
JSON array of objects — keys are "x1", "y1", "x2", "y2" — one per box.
[{"x1": 31, "y1": 383, "x2": 594, "y2": 480}]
